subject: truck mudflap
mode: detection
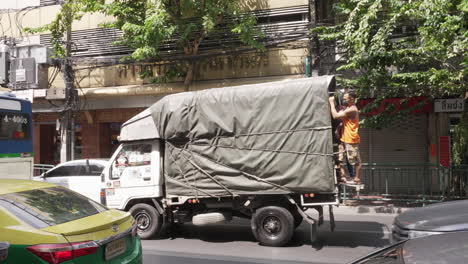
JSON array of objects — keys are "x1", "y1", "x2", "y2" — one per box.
[
  {"x1": 287, "y1": 195, "x2": 336, "y2": 244},
  {"x1": 293, "y1": 203, "x2": 319, "y2": 243}
]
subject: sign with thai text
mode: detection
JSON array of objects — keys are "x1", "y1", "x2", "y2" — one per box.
[{"x1": 434, "y1": 99, "x2": 465, "y2": 112}]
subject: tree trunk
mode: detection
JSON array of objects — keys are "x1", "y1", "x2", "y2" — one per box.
[
  {"x1": 184, "y1": 61, "x2": 195, "y2": 91},
  {"x1": 183, "y1": 36, "x2": 204, "y2": 91}
]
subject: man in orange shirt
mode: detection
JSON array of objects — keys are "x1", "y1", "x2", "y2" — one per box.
[{"x1": 329, "y1": 92, "x2": 362, "y2": 184}]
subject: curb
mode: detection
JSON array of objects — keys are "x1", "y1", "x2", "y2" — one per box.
[{"x1": 333, "y1": 204, "x2": 411, "y2": 215}]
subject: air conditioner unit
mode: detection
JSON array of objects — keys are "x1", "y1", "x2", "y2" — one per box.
[{"x1": 9, "y1": 58, "x2": 36, "y2": 89}]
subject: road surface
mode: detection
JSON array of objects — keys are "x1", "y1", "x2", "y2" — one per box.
[{"x1": 142, "y1": 206, "x2": 399, "y2": 264}]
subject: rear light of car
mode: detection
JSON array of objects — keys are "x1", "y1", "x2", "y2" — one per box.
[{"x1": 27, "y1": 241, "x2": 98, "y2": 264}]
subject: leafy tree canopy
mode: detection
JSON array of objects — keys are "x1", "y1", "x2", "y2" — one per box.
[
  {"x1": 314, "y1": 0, "x2": 467, "y2": 99},
  {"x1": 26, "y1": 0, "x2": 265, "y2": 88},
  {"x1": 314, "y1": 0, "x2": 467, "y2": 164}
]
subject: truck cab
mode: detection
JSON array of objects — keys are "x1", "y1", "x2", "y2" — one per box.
[
  {"x1": 104, "y1": 141, "x2": 163, "y2": 209},
  {"x1": 102, "y1": 109, "x2": 163, "y2": 210}
]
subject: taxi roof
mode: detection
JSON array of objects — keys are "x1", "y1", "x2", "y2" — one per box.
[{"x1": 0, "y1": 179, "x2": 56, "y2": 195}]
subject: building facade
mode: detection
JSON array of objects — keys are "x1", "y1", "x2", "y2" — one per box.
[{"x1": 0, "y1": 0, "x2": 462, "y2": 170}]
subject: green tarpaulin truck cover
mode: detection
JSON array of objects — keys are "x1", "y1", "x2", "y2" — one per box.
[{"x1": 144, "y1": 76, "x2": 336, "y2": 197}]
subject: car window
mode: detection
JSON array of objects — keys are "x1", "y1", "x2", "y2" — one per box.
[
  {"x1": 88, "y1": 164, "x2": 105, "y2": 176},
  {"x1": 47, "y1": 165, "x2": 84, "y2": 177},
  {"x1": 0, "y1": 186, "x2": 107, "y2": 228}
]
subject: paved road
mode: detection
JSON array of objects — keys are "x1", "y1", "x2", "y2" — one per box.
[{"x1": 142, "y1": 206, "x2": 398, "y2": 264}]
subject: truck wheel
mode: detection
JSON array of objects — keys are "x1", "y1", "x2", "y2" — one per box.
[
  {"x1": 129, "y1": 203, "x2": 162, "y2": 240},
  {"x1": 251, "y1": 206, "x2": 294, "y2": 247}
]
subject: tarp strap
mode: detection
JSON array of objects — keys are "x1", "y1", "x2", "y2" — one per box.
[
  {"x1": 166, "y1": 144, "x2": 210, "y2": 198},
  {"x1": 197, "y1": 126, "x2": 332, "y2": 140},
  {"x1": 179, "y1": 144, "x2": 291, "y2": 192},
  {"x1": 164, "y1": 173, "x2": 219, "y2": 198},
  {"x1": 168, "y1": 142, "x2": 235, "y2": 197},
  {"x1": 185, "y1": 158, "x2": 235, "y2": 197},
  {"x1": 189, "y1": 143, "x2": 334, "y2": 157}
]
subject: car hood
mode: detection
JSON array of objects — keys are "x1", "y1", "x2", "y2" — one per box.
[
  {"x1": 41, "y1": 209, "x2": 133, "y2": 242},
  {"x1": 402, "y1": 232, "x2": 468, "y2": 263},
  {"x1": 394, "y1": 200, "x2": 468, "y2": 232}
]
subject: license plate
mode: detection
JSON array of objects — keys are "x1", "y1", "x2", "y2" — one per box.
[{"x1": 105, "y1": 238, "x2": 126, "y2": 260}]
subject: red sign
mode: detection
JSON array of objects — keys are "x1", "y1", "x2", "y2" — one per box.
[{"x1": 439, "y1": 136, "x2": 451, "y2": 167}]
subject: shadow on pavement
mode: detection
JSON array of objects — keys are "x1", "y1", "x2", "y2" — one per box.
[
  {"x1": 162, "y1": 219, "x2": 390, "y2": 249},
  {"x1": 167, "y1": 222, "x2": 257, "y2": 243},
  {"x1": 292, "y1": 220, "x2": 390, "y2": 249}
]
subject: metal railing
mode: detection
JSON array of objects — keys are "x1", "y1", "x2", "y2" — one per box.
[
  {"x1": 341, "y1": 163, "x2": 468, "y2": 204},
  {"x1": 33, "y1": 164, "x2": 54, "y2": 176}
]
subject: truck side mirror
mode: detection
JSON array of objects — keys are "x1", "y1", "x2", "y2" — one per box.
[{"x1": 0, "y1": 242, "x2": 9, "y2": 262}]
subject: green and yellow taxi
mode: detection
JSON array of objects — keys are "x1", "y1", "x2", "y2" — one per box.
[{"x1": 0, "y1": 179, "x2": 142, "y2": 264}]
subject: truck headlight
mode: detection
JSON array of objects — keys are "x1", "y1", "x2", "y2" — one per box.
[{"x1": 407, "y1": 230, "x2": 443, "y2": 239}]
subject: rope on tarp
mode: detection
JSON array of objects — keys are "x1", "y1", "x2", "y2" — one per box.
[
  {"x1": 166, "y1": 142, "x2": 233, "y2": 198},
  {"x1": 164, "y1": 173, "x2": 219, "y2": 198},
  {"x1": 188, "y1": 142, "x2": 336, "y2": 157},
  {"x1": 176, "y1": 144, "x2": 292, "y2": 192},
  {"x1": 186, "y1": 159, "x2": 235, "y2": 197},
  {"x1": 166, "y1": 144, "x2": 216, "y2": 198},
  {"x1": 187, "y1": 126, "x2": 333, "y2": 140}
]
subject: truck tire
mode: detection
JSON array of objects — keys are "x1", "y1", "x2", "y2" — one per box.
[
  {"x1": 251, "y1": 206, "x2": 294, "y2": 247},
  {"x1": 129, "y1": 203, "x2": 162, "y2": 240}
]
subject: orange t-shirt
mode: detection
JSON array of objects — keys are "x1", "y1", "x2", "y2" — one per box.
[{"x1": 341, "y1": 114, "x2": 360, "y2": 144}]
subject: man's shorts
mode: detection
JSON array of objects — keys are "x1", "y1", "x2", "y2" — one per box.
[{"x1": 338, "y1": 143, "x2": 361, "y2": 166}]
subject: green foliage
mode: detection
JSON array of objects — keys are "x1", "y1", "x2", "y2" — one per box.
[
  {"x1": 102, "y1": 0, "x2": 264, "y2": 86},
  {"x1": 25, "y1": 0, "x2": 264, "y2": 86},
  {"x1": 312, "y1": 0, "x2": 468, "y2": 132},
  {"x1": 314, "y1": 0, "x2": 467, "y2": 100},
  {"x1": 314, "y1": 0, "x2": 467, "y2": 164},
  {"x1": 452, "y1": 112, "x2": 468, "y2": 165}
]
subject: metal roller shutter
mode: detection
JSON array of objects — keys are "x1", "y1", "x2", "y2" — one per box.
[{"x1": 359, "y1": 114, "x2": 428, "y2": 164}]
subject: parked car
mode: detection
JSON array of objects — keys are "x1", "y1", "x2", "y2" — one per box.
[
  {"x1": 392, "y1": 200, "x2": 468, "y2": 242},
  {"x1": 0, "y1": 179, "x2": 142, "y2": 264},
  {"x1": 35, "y1": 159, "x2": 108, "y2": 202},
  {"x1": 350, "y1": 231, "x2": 468, "y2": 264}
]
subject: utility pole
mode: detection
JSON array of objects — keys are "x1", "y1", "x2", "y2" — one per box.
[
  {"x1": 59, "y1": 0, "x2": 76, "y2": 163},
  {"x1": 309, "y1": 0, "x2": 320, "y2": 77}
]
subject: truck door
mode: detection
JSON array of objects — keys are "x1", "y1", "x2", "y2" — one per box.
[{"x1": 104, "y1": 140, "x2": 162, "y2": 209}]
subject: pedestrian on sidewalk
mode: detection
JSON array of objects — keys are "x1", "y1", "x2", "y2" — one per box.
[{"x1": 329, "y1": 92, "x2": 362, "y2": 184}]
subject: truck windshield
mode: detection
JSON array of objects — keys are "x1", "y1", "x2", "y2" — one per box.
[{"x1": 111, "y1": 143, "x2": 152, "y2": 179}]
